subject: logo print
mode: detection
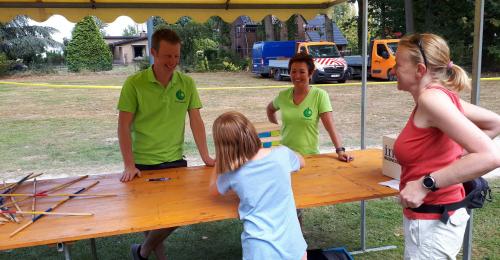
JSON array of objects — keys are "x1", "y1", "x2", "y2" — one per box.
[
  {"x1": 176, "y1": 90, "x2": 185, "y2": 100},
  {"x1": 303, "y1": 107, "x2": 313, "y2": 118}
]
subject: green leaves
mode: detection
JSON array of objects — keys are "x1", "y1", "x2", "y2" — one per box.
[
  {"x1": 0, "y1": 15, "x2": 61, "y2": 65},
  {"x1": 65, "y1": 16, "x2": 112, "y2": 72}
]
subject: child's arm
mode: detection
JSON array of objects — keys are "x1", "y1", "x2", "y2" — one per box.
[
  {"x1": 295, "y1": 152, "x2": 305, "y2": 169},
  {"x1": 209, "y1": 168, "x2": 221, "y2": 196}
]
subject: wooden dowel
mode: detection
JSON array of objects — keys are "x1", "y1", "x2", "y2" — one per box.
[
  {"x1": 32, "y1": 178, "x2": 37, "y2": 220},
  {"x1": 0, "y1": 193, "x2": 116, "y2": 198},
  {"x1": 0, "y1": 210, "x2": 93, "y2": 216},
  {"x1": 0, "y1": 172, "x2": 34, "y2": 192},
  {"x1": 10, "y1": 181, "x2": 99, "y2": 237},
  {"x1": 9, "y1": 197, "x2": 22, "y2": 223},
  {"x1": 0, "y1": 175, "x2": 89, "y2": 208}
]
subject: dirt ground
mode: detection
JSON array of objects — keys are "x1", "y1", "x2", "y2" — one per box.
[{"x1": 1, "y1": 68, "x2": 499, "y2": 181}]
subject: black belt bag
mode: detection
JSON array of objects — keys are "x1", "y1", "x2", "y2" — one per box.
[{"x1": 411, "y1": 177, "x2": 492, "y2": 223}]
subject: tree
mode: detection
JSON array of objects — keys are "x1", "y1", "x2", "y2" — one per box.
[
  {"x1": 0, "y1": 15, "x2": 61, "y2": 65},
  {"x1": 122, "y1": 25, "x2": 138, "y2": 36},
  {"x1": 65, "y1": 16, "x2": 112, "y2": 72},
  {"x1": 92, "y1": 16, "x2": 108, "y2": 36}
]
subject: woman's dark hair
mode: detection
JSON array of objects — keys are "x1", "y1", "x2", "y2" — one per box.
[{"x1": 288, "y1": 52, "x2": 315, "y2": 74}]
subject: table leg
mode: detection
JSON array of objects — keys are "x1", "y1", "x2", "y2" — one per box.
[
  {"x1": 351, "y1": 200, "x2": 397, "y2": 255},
  {"x1": 57, "y1": 242, "x2": 72, "y2": 260},
  {"x1": 90, "y1": 238, "x2": 98, "y2": 260},
  {"x1": 462, "y1": 210, "x2": 473, "y2": 260}
]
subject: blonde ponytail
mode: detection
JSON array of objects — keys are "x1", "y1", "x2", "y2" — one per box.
[{"x1": 445, "y1": 63, "x2": 470, "y2": 92}]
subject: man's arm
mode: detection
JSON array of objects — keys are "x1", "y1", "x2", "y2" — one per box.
[
  {"x1": 188, "y1": 108, "x2": 215, "y2": 166},
  {"x1": 118, "y1": 111, "x2": 141, "y2": 182}
]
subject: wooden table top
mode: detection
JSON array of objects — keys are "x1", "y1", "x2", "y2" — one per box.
[{"x1": 0, "y1": 149, "x2": 398, "y2": 250}]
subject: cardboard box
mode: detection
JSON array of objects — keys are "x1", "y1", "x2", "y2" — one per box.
[{"x1": 382, "y1": 134, "x2": 401, "y2": 180}]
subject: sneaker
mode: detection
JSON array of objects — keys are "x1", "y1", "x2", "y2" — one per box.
[{"x1": 131, "y1": 244, "x2": 148, "y2": 260}]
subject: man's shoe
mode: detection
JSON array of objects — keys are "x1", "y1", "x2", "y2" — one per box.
[{"x1": 131, "y1": 244, "x2": 147, "y2": 260}]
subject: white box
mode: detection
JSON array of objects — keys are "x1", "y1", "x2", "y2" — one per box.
[{"x1": 383, "y1": 134, "x2": 401, "y2": 180}]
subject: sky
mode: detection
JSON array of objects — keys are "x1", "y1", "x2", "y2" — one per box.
[{"x1": 30, "y1": 15, "x2": 146, "y2": 43}]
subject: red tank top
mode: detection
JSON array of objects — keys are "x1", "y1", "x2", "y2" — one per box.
[{"x1": 394, "y1": 85, "x2": 465, "y2": 220}]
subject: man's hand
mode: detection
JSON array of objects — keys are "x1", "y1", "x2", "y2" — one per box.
[
  {"x1": 120, "y1": 166, "x2": 141, "y2": 182},
  {"x1": 203, "y1": 156, "x2": 215, "y2": 167},
  {"x1": 337, "y1": 151, "x2": 354, "y2": 162},
  {"x1": 399, "y1": 177, "x2": 430, "y2": 208}
]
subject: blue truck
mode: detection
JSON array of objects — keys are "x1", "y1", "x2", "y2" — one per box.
[{"x1": 252, "y1": 41, "x2": 348, "y2": 83}]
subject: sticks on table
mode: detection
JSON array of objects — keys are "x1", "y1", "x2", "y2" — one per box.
[
  {"x1": 10, "y1": 181, "x2": 99, "y2": 237},
  {"x1": 0, "y1": 193, "x2": 116, "y2": 198},
  {"x1": 0, "y1": 210, "x2": 93, "y2": 216},
  {"x1": 32, "y1": 178, "x2": 37, "y2": 220},
  {"x1": 0, "y1": 175, "x2": 89, "y2": 208}
]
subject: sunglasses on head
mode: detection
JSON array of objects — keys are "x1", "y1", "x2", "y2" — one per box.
[{"x1": 411, "y1": 34, "x2": 428, "y2": 67}]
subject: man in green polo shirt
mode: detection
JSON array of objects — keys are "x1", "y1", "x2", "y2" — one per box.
[{"x1": 117, "y1": 28, "x2": 214, "y2": 260}]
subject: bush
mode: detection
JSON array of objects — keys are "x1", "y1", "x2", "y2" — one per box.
[
  {"x1": 136, "y1": 56, "x2": 150, "y2": 71},
  {"x1": 46, "y1": 51, "x2": 65, "y2": 66},
  {"x1": 66, "y1": 16, "x2": 112, "y2": 72},
  {"x1": 0, "y1": 52, "x2": 9, "y2": 76}
]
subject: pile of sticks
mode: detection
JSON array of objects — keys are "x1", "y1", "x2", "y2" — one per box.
[{"x1": 0, "y1": 173, "x2": 115, "y2": 237}]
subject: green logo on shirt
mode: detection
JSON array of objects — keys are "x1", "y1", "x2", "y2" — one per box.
[
  {"x1": 176, "y1": 90, "x2": 185, "y2": 100},
  {"x1": 303, "y1": 107, "x2": 313, "y2": 118}
]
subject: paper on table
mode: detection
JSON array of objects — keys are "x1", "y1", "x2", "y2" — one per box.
[{"x1": 379, "y1": 179, "x2": 400, "y2": 191}]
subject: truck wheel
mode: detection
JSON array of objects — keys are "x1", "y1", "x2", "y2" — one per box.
[
  {"x1": 337, "y1": 79, "x2": 346, "y2": 83},
  {"x1": 274, "y1": 69, "x2": 282, "y2": 81},
  {"x1": 345, "y1": 67, "x2": 353, "y2": 80},
  {"x1": 387, "y1": 70, "x2": 397, "y2": 81},
  {"x1": 260, "y1": 73, "x2": 270, "y2": 78},
  {"x1": 310, "y1": 73, "x2": 320, "y2": 84}
]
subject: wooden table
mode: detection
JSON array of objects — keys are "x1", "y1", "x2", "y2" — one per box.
[{"x1": 0, "y1": 149, "x2": 398, "y2": 257}]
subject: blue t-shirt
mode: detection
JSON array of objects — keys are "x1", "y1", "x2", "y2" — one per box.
[{"x1": 217, "y1": 146, "x2": 307, "y2": 260}]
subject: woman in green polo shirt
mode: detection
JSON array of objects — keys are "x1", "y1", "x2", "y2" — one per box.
[{"x1": 266, "y1": 52, "x2": 352, "y2": 162}]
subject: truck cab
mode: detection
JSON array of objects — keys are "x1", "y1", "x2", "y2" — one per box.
[
  {"x1": 370, "y1": 39, "x2": 398, "y2": 80},
  {"x1": 299, "y1": 42, "x2": 348, "y2": 83},
  {"x1": 344, "y1": 39, "x2": 399, "y2": 80}
]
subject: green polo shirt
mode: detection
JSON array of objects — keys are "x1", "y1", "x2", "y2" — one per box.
[
  {"x1": 272, "y1": 87, "x2": 332, "y2": 155},
  {"x1": 117, "y1": 67, "x2": 202, "y2": 165}
]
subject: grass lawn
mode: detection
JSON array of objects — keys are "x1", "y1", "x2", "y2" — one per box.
[{"x1": 0, "y1": 67, "x2": 499, "y2": 259}]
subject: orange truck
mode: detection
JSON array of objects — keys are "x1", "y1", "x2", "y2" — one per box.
[{"x1": 344, "y1": 39, "x2": 399, "y2": 80}]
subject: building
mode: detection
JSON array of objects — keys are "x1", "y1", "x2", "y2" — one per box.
[
  {"x1": 104, "y1": 33, "x2": 148, "y2": 65},
  {"x1": 230, "y1": 16, "x2": 258, "y2": 58},
  {"x1": 306, "y1": 15, "x2": 348, "y2": 51}
]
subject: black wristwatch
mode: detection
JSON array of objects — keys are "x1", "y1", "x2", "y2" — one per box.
[
  {"x1": 335, "y1": 147, "x2": 346, "y2": 153},
  {"x1": 422, "y1": 174, "x2": 439, "y2": 192}
]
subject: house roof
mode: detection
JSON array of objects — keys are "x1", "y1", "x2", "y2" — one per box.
[
  {"x1": 107, "y1": 36, "x2": 148, "y2": 47},
  {"x1": 306, "y1": 14, "x2": 348, "y2": 45}
]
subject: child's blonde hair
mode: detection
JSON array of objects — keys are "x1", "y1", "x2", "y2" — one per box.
[{"x1": 213, "y1": 111, "x2": 261, "y2": 174}]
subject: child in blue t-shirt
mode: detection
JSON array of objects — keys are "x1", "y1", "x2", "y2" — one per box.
[{"x1": 209, "y1": 111, "x2": 307, "y2": 260}]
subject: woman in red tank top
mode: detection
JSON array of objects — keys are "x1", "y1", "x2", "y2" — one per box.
[{"x1": 392, "y1": 33, "x2": 500, "y2": 259}]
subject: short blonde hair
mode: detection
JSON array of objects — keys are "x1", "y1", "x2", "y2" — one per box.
[
  {"x1": 399, "y1": 33, "x2": 470, "y2": 92},
  {"x1": 212, "y1": 111, "x2": 261, "y2": 174}
]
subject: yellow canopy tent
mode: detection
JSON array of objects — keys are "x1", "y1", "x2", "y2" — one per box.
[
  {"x1": 0, "y1": 0, "x2": 345, "y2": 23},
  {"x1": 0, "y1": 2, "x2": 487, "y2": 259}
]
